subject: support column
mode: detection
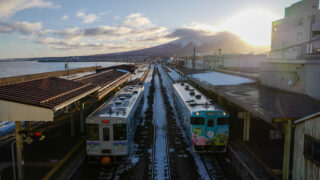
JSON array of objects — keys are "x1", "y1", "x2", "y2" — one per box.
[
  {"x1": 243, "y1": 112, "x2": 250, "y2": 142},
  {"x1": 80, "y1": 102, "x2": 85, "y2": 134},
  {"x1": 283, "y1": 120, "x2": 292, "y2": 180},
  {"x1": 218, "y1": 96, "x2": 223, "y2": 106},
  {"x1": 70, "y1": 106, "x2": 74, "y2": 137},
  {"x1": 15, "y1": 121, "x2": 23, "y2": 180}
]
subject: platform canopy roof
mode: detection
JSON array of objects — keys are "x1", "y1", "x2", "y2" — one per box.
[
  {"x1": 0, "y1": 77, "x2": 99, "y2": 122},
  {"x1": 76, "y1": 69, "x2": 126, "y2": 88},
  {"x1": 189, "y1": 76, "x2": 320, "y2": 123}
]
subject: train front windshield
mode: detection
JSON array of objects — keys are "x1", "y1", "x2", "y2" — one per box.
[{"x1": 87, "y1": 124, "x2": 99, "y2": 141}]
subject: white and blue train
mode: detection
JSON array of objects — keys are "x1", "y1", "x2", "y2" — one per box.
[
  {"x1": 173, "y1": 82, "x2": 229, "y2": 152},
  {"x1": 86, "y1": 85, "x2": 144, "y2": 163}
]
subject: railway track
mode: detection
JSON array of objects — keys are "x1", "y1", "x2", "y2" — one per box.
[
  {"x1": 151, "y1": 68, "x2": 172, "y2": 180},
  {"x1": 200, "y1": 154, "x2": 225, "y2": 180}
]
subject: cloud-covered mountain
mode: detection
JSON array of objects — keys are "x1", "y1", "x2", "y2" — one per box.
[{"x1": 95, "y1": 28, "x2": 269, "y2": 57}]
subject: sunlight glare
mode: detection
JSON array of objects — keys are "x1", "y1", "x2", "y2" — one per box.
[{"x1": 223, "y1": 8, "x2": 280, "y2": 46}]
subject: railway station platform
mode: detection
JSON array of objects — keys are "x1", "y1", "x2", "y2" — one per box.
[
  {"x1": 173, "y1": 67, "x2": 320, "y2": 180},
  {"x1": 0, "y1": 65, "x2": 137, "y2": 179}
]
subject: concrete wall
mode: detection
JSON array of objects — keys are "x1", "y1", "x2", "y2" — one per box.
[
  {"x1": 259, "y1": 62, "x2": 306, "y2": 94},
  {"x1": 305, "y1": 63, "x2": 320, "y2": 100},
  {"x1": 223, "y1": 54, "x2": 267, "y2": 69},
  {"x1": 259, "y1": 61, "x2": 320, "y2": 101},
  {"x1": 293, "y1": 115, "x2": 320, "y2": 180}
]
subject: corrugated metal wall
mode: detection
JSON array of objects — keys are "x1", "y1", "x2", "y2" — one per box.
[{"x1": 293, "y1": 116, "x2": 320, "y2": 180}]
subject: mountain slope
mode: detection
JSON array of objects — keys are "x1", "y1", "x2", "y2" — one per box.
[{"x1": 95, "y1": 30, "x2": 268, "y2": 57}]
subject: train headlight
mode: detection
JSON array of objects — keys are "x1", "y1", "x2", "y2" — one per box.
[
  {"x1": 223, "y1": 112, "x2": 226, "y2": 116},
  {"x1": 196, "y1": 112, "x2": 200, "y2": 116}
]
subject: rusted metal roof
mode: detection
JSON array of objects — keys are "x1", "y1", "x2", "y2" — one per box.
[
  {"x1": 188, "y1": 77, "x2": 320, "y2": 123},
  {"x1": 0, "y1": 77, "x2": 98, "y2": 110},
  {"x1": 76, "y1": 69, "x2": 127, "y2": 87}
]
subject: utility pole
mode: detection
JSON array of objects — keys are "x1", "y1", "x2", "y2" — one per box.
[
  {"x1": 309, "y1": 14, "x2": 314, "y2": 54},
  {"x1": 15, "y1": 121, "x2": 23, "y2": 180},
  {"x1": 193, "y1": 47, "x2": 196, "y2": 70}
]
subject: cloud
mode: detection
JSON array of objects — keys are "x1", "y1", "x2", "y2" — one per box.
[
  {"x1": 123, "y1": 13, "x2": 151, "y2": 28},
  {"x1": 32, "y1": 13, "x2": 171, "y2": 53},
  {"x1": 0, "y1": 21, "x2": 42, "y2": 34},
  {"x1": 61, "y1": 15, "x2": 69, "y2": 20},
  {"x1": 76, "y1": 10, "x2": 99, "y2": 24},
  {"x1": 0, "y1": 0, "x2": 59, "y2": 19},
  {"x1": 114, "y1": 16, "x2": 120, "y2": 20}
]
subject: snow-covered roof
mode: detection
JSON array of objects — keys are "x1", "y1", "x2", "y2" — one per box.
[
  {"x1": 173, "y1": 82, "x2": 221, "y2": 114},
  {"x1": 92, "y1": 85, "x2": 143, "y2": 118},
  {"x1": 60, "y1": 71, "x2": 95, "y2": 80},
  {"x1": 190, "y1": 71, "x2": 255, "y2": 86},
  {"x1": 130, "y1": 65, "x2": 148, "y2": 81}
]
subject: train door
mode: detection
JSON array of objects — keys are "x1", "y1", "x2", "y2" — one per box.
[
  {"x1": 100, "y1": 122, "x2": 112, "y2": 155},
  {"x1": 206, "y1": 118, "x2": 216, "y2": 145}
]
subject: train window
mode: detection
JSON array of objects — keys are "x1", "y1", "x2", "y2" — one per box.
[
  {"x1": 207, "y1": 119, "x2": 215, "y2": 127},
  {"x1": 217, "y1": 118, "x2": 229, "y2": 125},
  {"x1": 113, "y1": 124, "x2": 127, "y2": 140},
  {"x1": 191, "y1": 117, "x2": 204, "y2": 125},
  {"x1": 103, "y1": 127, "x2": 110, "y2": 141},
  {"x1": 87, "y1": 124, "x2": 99, "y2": 141}
]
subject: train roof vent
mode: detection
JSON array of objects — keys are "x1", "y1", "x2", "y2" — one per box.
[
  {"x1": 180, "y1": 82, "x2": 184, "y2": 86},
  {"x1": 189, "y1": 89, "x2": 194, "y2": 91},
  {"x1": 189, "y1": 91, "x2": 195, "y2": 96},
  {"x1": 115, "y1": 101, "x2": 122, "y2": 105},
  {"x1": 189, "y1": 102, "x2": 197, "y2": 107},
  {"x1": 133, "y1": 90, "x2": 138, "y2": 94},
  {"x1": 195, "y1": 94, "x2": 202, "y2": 99},
  {"x1": 184, "y1": 85, "x2": 189, "y2": 90}
]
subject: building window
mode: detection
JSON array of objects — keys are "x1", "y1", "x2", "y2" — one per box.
[
  {"x1": 297, "y1": 32, "x2": 303, "y2": 41},
  {"x1": 312, "y1": 16, "x2": 316, "y2": 24},
  {"x1": 304, "y1": 135, "x2": 320, "y2": 165},
  {"x1": 299, "y1": 17, "x2": 304, "y2": 26}
]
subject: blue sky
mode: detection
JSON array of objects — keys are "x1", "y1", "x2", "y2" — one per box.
[{"x1": 0, "y1": 0, "x2": 300, "y2": 58}]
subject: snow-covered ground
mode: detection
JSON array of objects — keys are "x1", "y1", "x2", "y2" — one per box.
[
  {"x1": 153, "y1": 73, "x2": 170, "y2": 179},
  {"x1": 190, "y1": 71, "x2": 255, "y2": 86},
  {"x1": 165, "y1": 66, "x2": 180, "y2": 81}
]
